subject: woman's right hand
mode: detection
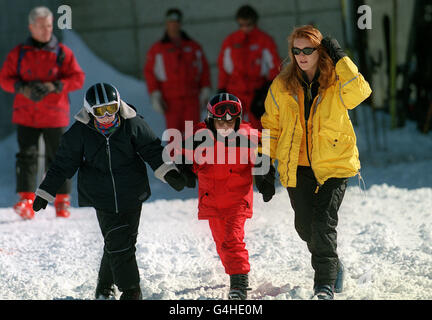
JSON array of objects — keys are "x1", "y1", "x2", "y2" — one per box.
[
  {"x1": 321, "y1": 36, "x2": 346, "y2": 65},
  {"x1": 33, "y1": 196, "x2": 48, "y2": 212}
]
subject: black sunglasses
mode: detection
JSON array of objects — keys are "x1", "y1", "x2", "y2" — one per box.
[{"x1": 291, "y1": 47, "x2": 317, "y2": 55}]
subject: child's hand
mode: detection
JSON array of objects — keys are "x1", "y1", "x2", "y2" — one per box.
[
  {"x1": 254, "y1": 165, "x2": 275, "y2": 202},
  {"x1": 33, "y1": 196, "x2": 48, "y2": 212},
  {"x1": 177, "y1": 165, "x2": 196, "y2": 188},
  {"x1": 164, "y1": 169, "x2": 186, "y2": 191}
]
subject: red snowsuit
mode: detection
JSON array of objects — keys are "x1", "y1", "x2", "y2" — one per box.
[
  {"x1": 183, "y1": 121, "x2": 260, "y2": 275},
  {"x1": 144, "y1": 32, "x2": 211, "y2": 132},
  {"x1": 217, "y1": 27, "x2": 281, "y2": 129},
  {"x1": 0, "y1": 36, "x2": 85, "y2": 128}
]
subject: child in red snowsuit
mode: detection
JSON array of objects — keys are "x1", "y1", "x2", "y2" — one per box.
[{"x1": 176, "y1": 93, "x2": 265, "y2": 300}]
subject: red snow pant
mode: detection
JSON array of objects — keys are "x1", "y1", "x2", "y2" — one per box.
[
  {"x1": 208, "y1": 215, "x2": 250, "y2": 275},
  {"x1": 164, "y1": 96, "x2": 201, "y2": 134}
]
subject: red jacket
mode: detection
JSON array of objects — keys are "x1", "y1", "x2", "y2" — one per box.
[
  {"x1": 217, "y1": 27, "x2": 281, "y2": 96},
  {"x1": 0, "y1": 36, "x2": 85, "y2": 128},
  {"x1": 143, "y1": 31, "x2": 210, "y2": 100},
  {"x1": 183, "y1": 121, "x2": 260, "y2": 220}
]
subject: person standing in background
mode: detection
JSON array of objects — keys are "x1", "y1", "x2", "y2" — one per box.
[
  {"x1": 217, "y1": 5, "x2": 281, "y2": 129},
  {"x1": 0, "y1": 6, "x2": 85, "y2": 219},
  {"x1": 144, "y1": 8, "x2": 211, "y2": 134}
]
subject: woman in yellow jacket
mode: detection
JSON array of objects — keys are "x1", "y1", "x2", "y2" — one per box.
[{"x1": 255, "y1": 25, "x2": 372, "y2": 299}]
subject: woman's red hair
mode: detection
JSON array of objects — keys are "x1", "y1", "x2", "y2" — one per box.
[{"x1": 279, "y1": 25, "x2": 335, "y2": 95}]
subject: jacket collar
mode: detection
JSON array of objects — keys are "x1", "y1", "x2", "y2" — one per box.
[
  {"x1": 161, "y1": 30, "x2": 191, "y2": 43},
  {"x1": 235, "y1": 27, "x2": 259, "y2": 41},
  {"x1": 74, "y1": 99, "x2": 137, "y2": 124},
  {"x1": 301, "y1": 70, "x2": 320, "y2": 85},
  {"x1": 23, "y1": 35, "x2": 59, "y2": 52}
]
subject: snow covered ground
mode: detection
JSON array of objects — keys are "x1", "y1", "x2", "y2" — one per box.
[{"x1": 0, "y1": 30, "x2": 431, "y2": 300}]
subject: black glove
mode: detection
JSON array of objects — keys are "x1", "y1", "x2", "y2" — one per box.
[
  {"x1": 164, "y1": 169, "x2": 186, "y2": 192},
  {"x1": 31, "y1": 81, "x2": 52, "y2": 99},
  {"x1": 250, "y1": 81, "x2": 271, "y2": 119},
  {"x1": 16, "y1": 81, "x2": 51, "y2": 102},
  {"x1": 178, "y1": 165, "x2": 196, "y2": 188},
  {"x1": 51, "y1": 80, "x2": 64, "y2": 93},
  {"x1": 321, "y1": 36, "x2": 346, "y2": 65},
  {"x1": 15, "y1": 80, "x2": 60, "y2": 101},
  {"x1": 15, "y1": 81, "x2": 40, "y2": 101},
  {"x1": 33, "y1": 196, "x2": 48, "y2": 212},
  {"x1": 254, "y1": 155, "x2": 276, "y2": 202}
]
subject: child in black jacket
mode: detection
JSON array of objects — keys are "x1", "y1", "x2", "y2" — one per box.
[{"x1": 32, "y1": 83, "x2": 186, "y2": 300}]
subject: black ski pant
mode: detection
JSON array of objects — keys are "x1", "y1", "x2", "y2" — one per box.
[
  {"x1": 96, "y1": 208, "x2": 141, "y2": 292},
  {"x1": 16, "y1": 125, "x2": 71, "y2": 194},
  {"x1": 287, "y1": 166, "x2": 347, "y2": 288}
]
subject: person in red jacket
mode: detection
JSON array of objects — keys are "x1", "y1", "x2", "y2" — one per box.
[
  {"x1": 217, "y1": 5, "x2": 281, "y2": 129},
  {"x1": 175, "y1": 93, "x2": 268, "y2": 300},
  {"x1": 143, "y1": 8, "x2": 211, "y2": 133},
  {"x1": 0, "y1": 6, "x2": 85, "y2": 220}
]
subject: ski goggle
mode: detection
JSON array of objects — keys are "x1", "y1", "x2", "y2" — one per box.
[
  {"x1": 208, "y1": 101, "x2": 242, "y2": 118},
  {"x1": 91, "y1": 102, "x2": 119, "y2": 118},
  {"x1": 291, "y1": 47, "x2": 317, "y2": 55}
]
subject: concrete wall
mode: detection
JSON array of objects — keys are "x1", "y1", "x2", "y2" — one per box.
[
  {"x1": 364, "y1": 0, "x2": 415, "y2": 108},
  {"x1": 65, "y1": 0, "x2": 345, "y2": 88},
  {"x1": 0, "y1": 0, "x2": 354, "y2": 139},
  {"x1": 0, "y1": 0, "x2": 419, "y2": 140}
]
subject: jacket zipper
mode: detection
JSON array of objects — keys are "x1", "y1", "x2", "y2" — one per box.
[
  {"x1": 286, "y1": 115, "x2": 298, "y2": 186},
  {"x1": 304, "y1": 82, "x2": 313, "y2": 167},
  {"x1": 105, "y1": 137, "x2": 119, "y2": 213},
  {"x1": 86, "y1": 123, "x2": 121, "y2": 213},
  {"x1": 302, "y1": 80, "x2": 322, "y2": 193},
  {"x1": 310, "y1": 100, "x2": 323, "y2": 193}
]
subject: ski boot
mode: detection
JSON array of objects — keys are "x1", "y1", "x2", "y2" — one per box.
[
  {"x1": 54, "y1": 194, "x2": 70, "y2": 218},
  {"x1": 334, "y1": 260, "x2": 345, "y2": 293},
  {"x1": 228, "y1": 274, "x2": 251, "y2": 300},
  {"x1": 313, "y1": 284, "x2": 334, "y2": 300},
  {"x1": 13, "y1": 192, "x2": 35, "y2": 220},
  {"x1": 120, "y1": 285, "x2": 142, "y2": 300},
  {"x1": 95, "y1": 282, "x2": 115, "y2": 300}
]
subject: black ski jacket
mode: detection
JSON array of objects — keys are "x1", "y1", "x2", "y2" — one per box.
[{"x1": 36, "y1": 101, "x2": 173, "y2": 213}]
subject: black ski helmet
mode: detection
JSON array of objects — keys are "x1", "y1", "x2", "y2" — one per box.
[
  {"x1": 206, "y1": 92, "x2": 242, "y2": 121},
  {"x1": 206, "y1": 92, "x2": 242, "y2": 132},
  {"x1": 84, "y1": 83, "x2": 120, "y2": 115}
]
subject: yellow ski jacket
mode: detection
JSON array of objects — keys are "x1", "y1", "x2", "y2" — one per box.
[{"x1": 261, "y1": 56, "x2": 372, "y2": 187}]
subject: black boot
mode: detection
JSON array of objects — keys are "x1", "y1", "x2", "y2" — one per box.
[
  {"x1": 334, "y1": 259, "x2": 345, "y2": 293},
  {"x1": 313, "y1": 284, "x2": 334, "y2": 300},
  {"x1": 120, "y1": 285, "x2": 143, "y2": 300},
  {"x1": 95, "y1": 282, "x2": 115, "y2": 300},
  {"x1": 228, "y1": 274, "x2": 250, "y2": 300}
]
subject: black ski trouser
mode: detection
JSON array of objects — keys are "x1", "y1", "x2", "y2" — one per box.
[
  {"x1": 287, "y1": 166, "x2": 347, "y2": 288},
  {"x1": 96, "y1": 208, "x2": 141, "y2": 292},
  {"x1": 16, "y1": 125, "x2": 71, "y2": 194}
]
